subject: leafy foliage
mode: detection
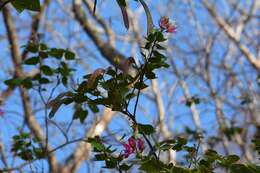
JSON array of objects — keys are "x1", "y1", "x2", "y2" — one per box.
[
  {"x1": 10, "y1": 0, "x2": 41, "y2": 12},
  {"x1": 2, "y1": 0, "x2": 260, "y2": 172},
  {"x1": 11, "y1": 133, "x2": 45, "y2": 161},
  {"x1": 4, "y1": 43, "x2": 75, "y2": 89}
]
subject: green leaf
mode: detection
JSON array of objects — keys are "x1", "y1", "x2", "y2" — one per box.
[
  {"x1": 48, "y1": 48, "x2": 64, "y2": 59},
  {"x1": 147, "y1": 32, "x2": 156, "y2": 42},
  {"x1": 145, "y1": 42, "x2": 152, "y2": 49},
  {"x1": 87, "y1": 137, "x2": 105, "y2": 152},
  {"x1": 33, "y1": 147, "x2": 45, "y2": 159},
  {"x1": 18, "y1": 149, "x2": 33, "y2": 161},
  {"x1": 153, "y1": 51, "x2": 167, "y2": 60},
  {"x1": 40, "y1": 65, "x2": 53, "y2": 76},
  {"x1": 4, "y1": 78, "x2": 23, "y2": 88},
  {"x1": 116, "y1": 0, "x2": 126, "y2": 6},
  {"x1": 204, "y1": 149, "x2": 221, "y2": 162},
  {"x1": 134, "y1": 81, "x2": 148, "y2": 90},
  {"x1": 89, "y1": 104, "x2": 99, "y2": 113},
  {"x1": 156, "y1": 32, "x2": 167, "y2": 42},
  {"x1": 62, "y1": 76, "x2": 68, "y2": 86},
  {"x1": 106, "y1": 68, "x2": 116, "y2": 76},
  {"x1": 140, "y1": 157, "x2": 163, "y2": 173},
  {"x1": 170, "y1": 166, "x2": 191, "y2": 173},
  {"x1": 73, "y1": 93, "x2": 88, "y2": 103},
  {"x1": 73, "y1": 107, "x2": 88, "y2": 123},
  {"x1": 252, "y1": 138, "x2": 260, "y2": 159},
  {"x1": 65, "y1": 50, "x2": 75, "y2": 60},
  {"x1": 105, "y1": 159, "x2": 117, "y2": 169},
  {"x1": 48, "y1": 102, "x2": 62, "y2": 119},
  {"x1": 21, "y1": 78, "x2": 33, "y2": 89},
  {"x1": 39, "y1": 77, "x2": 50, "y2": 84},
  {"x1": 155, "y1": 43, "x2": 166, "y2": 50},
  {"x1": 39, "y1": 51, "x2": 48, "y2": 59},
  {"x1": 225, "y1": 155, "x2": 240, "y2": 164},
  {"x1": 172, "y1": 137, "x2": 187, "y2": 151},
  {"x1": 11, "y1": 0, "x2": 41, "y2": 12},
  {"x1": 176, "y1": 137, "x2": 187, "y2": 145},
  {"x1": 59, "y1": 62, "x2": 70, "y2": 76},
  {"x1": 125, "y1": 93, "x2": 136, "y2": 100},
  {"x1": 119, "y1": 164, "x2": 131, "y2": 171},
  {"x1": 20, "y1": 132, "x2": 30, "y2": 138},
  {"x1": 94, "y1": 153, "x2": 106, "y2": 161},
  {"x1": 229, "y1": 164, "x2": 255, "y2": 173},
  {"x1": 12, "y1": 135, "x2": 21, "y2": 141},
  {"x1": 145, "y1": 71, "x2": 156, "y2": 79},
  {"x1": 39, "y1": 43, "x2": 48, "y2": 50},
  {"x1": 26, "y1": 44, "x2": 39, "y2": 53},
  {"x1": 24, "y1": 56, "x2": 40, "y2": 65},
  {"x1": 138, "y1": 123, "x2": 155, "y2": 135},
  {"x1": 5, "y1": 77, "x2": 33, "y2": 89}
]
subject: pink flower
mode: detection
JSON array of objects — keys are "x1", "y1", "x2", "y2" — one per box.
[
  {"x1": 159, "y1": 16, "x2": 177, "y2": 33},
  {"x1": 128, "y1": 137, "x2": 136, "y2": 148},
  {"x1": 123, "y1": 143, "x2": 134, "y2": 158},
  {"x1": 0, "y1": 109, "x2": 4, "y2": 117},
  {"x1": 122, "y1": 137, "x2": 145, "y2": 158},
  {"x1": 137, "y1": 138, "x2": 145, "y2": 152},
  {"x1": 159, "y1": 16, "x2": 170, "y2": 30},
  {"x1": 166, "y1": 22, "x2": 177, "y2": 33}
]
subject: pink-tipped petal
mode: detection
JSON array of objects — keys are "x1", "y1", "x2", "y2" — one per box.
[
  {"x1": 128, "y1": 137, "x2": 136, "y2": 148},
  {"x1": 166, "y1": 23, "x2": 177, "y2": 33},
  {"x1": 137, "y1": 139, "x2": 145, "y2": 152},
  {"x1": 159, "y1": 16, "x2": 169, "y2": 30},
  {"x1": 123, "y1": 143, "x2": 134, "y2": 158}
]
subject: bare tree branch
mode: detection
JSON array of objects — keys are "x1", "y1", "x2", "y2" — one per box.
[
  {"x1": 63, "y1": 108, "x2": 115, "y2": 173},
  {"x1": 2, "y1": 6, "x2": 60, "y2": 172},
  {"x1": 202, "y1": 0, "x2": 260, "y2": 71}
]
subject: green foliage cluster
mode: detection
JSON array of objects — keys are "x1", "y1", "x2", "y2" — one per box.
[
  {"x1": 0, "y1": 0, "x2": 41, "y2": 12},
  {"x1": 11, "y1": 0, "x2": 40, "y2": 12},
  {"x1": 5, "y1": 43, "x2": 75, "y2": 89},
  {"x1": 11, "y1": 133, "x2": 45, "y2": 161}
]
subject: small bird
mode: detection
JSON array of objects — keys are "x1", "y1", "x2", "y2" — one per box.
[{"x1": 119, "y1": 57, "x2": 138, "y2": 78}]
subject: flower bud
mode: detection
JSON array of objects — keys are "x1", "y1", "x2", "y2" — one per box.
[
  {"x1": 159, "y1": 16, "x2": 170, "y2": 30},
  {"x1": 123, "y1": 143, "x2": 134, "y2": 158},
  {"x1": 137, "y1": 138, "x2": 145, "y2": 152},
  {"x1": 128, "y1": 137, "x2": 136, "y2": 148}
]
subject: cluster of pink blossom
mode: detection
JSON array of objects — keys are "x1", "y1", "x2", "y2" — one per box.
[
  {"x1": 123, "y1": 137, "x2": 145, "y2": 158},
  {"x1": 159, "y1": 16, "x2": 177, "y2": 33}
]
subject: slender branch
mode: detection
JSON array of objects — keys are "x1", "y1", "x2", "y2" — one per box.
[
  {"x1": 63, "y1": 108, "x2": 115, "y2": 172},
  {"x1": 21, "y1": 0, "x2": 50, "y2": 60},
  {"x1": 202, "y1": 0, "x2": 260, "y2": 72},
  {"x1": 2, "y1": 6, "x2": 60, "y2": 172}
]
